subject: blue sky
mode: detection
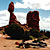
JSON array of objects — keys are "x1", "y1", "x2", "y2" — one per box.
[
  {"x1": 0, "y1": 0, "x2": 50, "y2": 30},
  {"x1": 0, "y1": 0, "x2": 22, "y2": 11},
  {"x1": 0, "y1": 0, "x2": 50, "y2": 17}
]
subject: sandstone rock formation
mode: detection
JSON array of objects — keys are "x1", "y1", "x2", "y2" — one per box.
[
  {"x1": 27, "y1": 11, "x2": 32, "y2": 27},
  {"x1": 27, "y1": 11, "x2": 40, "y2": 31},
  {"x1": 8, "y1": 2, "x2": 14, "y2": 12},
  {"x1": 8, "y1": 2, "x2": 19, "y2": 25},
  {"x1": 6, "y1": 2, "x2": 40, "y2": 32}
]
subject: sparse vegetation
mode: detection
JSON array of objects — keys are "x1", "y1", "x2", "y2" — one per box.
[
  {"x1": 29, "y1": 36, "x2": 35, "y2": 40},
  {"x1": 29, "y1": 29, "x2": 41, "y2": 38},
  {"x1": 41, "y1": 35, "x2": 49, "y2": 39},
  {"x1": 5, "y1": 23, "x2": 24, "y2": 39},
  {"x1": 24, "y1": 31, "x2": 31, "y2": 40},
  {"x1": 4, "y1": 23, "x2": 50, "y2": 41},
  {"x1": 45, "y1": 31, "x2": 50, "y2": 38}
]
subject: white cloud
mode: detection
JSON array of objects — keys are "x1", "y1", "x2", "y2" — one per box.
[
  {"x1": 14, "y1": 12, "x2": 27, "y2": 24},
  {"x1": 14, "y1": 0, "x2": 50, "y2": 10},
  {"x1": 0, "y1": 10, "x2": 10, "y2": 27},
  {"x1": 14, "y1": 2, "x2": 28, "y2": 8},
  {"x1": 15, "y1": 12, "x2": 50, "y2": 31},
  {"x1": 39, "y1": 17, "x2": 50, "y2": 31},
  {"x1": 0, "y1": 10, "x2": 27, "y2": 27},
  {"x1": 0, "y1": 10, "x2": 50, "y2": 31}
]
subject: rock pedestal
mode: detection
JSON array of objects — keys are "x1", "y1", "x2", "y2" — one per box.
[
  {"x1": 8, "y1": 2, "x2": 17, "y2": 25},
  {"x1": 8, "y1": 2, "x2": 14, "y2": 12}
]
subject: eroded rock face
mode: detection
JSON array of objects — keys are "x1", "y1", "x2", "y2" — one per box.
[
  {"x1": 8, "y1": 2, "x2": 14, "y2": 12},
  {"x1": 27, "y1": 11, "x2": 32, "y2": 27},
  {"x1": 8, "y1": 2, "x2": 40, "y2": 31},
  {"x1": 9, "y1": 13, "x2": 17, "y2": 25},
  {"x1": 27, "y1": 11, "x2": 40, "y2": 31},
  {"x1": 8, "y1": 2, "x2": 17, "y2": 25}
]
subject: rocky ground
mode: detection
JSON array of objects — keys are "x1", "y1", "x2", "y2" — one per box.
[{"x1": 0, "y1": 33, "x2": 50, "y2": 50}]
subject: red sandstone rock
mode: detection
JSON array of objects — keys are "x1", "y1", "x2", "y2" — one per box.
[
  {"x1": 8, "y1": 2, "x2": 40, "y2": 31},
  {"x1": 32, "y1": 11, "x2": 40, "y2": 21},
  {"x1": 27, "y1": 11, "x2": 40, "y2": 31},
  {"x1": 9, "y1": 13, "x2": 17, "y2": 24},
  {"x1": 26, "y1": 11, "x2": 32, "y2": 27},
  {"x1": 8, "y1": 2, "x2": 14, "y2": 12},
  {"x1": 8, "y1": 2, "x2": 18, "y2": 25}
]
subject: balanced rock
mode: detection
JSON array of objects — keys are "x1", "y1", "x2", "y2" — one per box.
[
  {"x1": 8, "y1": 1, "x2": 14, "y2": 12},
  {"x1": 8, "y1": 2, "x2": 18, "y2": 25}
]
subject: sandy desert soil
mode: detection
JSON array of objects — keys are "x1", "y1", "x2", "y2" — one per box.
[{"x1": 0, "y1": 34, "x2": 50, "y2": 50}]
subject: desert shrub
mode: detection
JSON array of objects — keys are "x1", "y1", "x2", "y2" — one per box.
[
  {"x1": 41, "y1": 35, "x2": 49, "y2": 39},
  {"x1": 3, "y1": 32, "x2": 6, "y2": 35},
  {"x1": 24, "y1": 31, "x2": 31, "y2": 40},
  {"x1": 29, "y1": 29, "x2": 41, "y2": 38},
  {"x1": 40, "y1": 30, "x2": 44, "y2": 33},
  {"x1": 29, "y1": 36, "x2": 35, "y2": 40},
  {"x1": 45, "y1": 31, "x2": 50, "y2": 38},
  {"x1": 5, "y1": 23, "x2": 24, "y2": 39}
]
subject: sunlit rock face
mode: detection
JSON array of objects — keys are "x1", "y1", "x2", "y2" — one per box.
[{"x1": 27, "y1": 11, "x2": 40, "y2": 31}]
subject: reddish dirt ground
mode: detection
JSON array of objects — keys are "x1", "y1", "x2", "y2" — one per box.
[{"x1": 0, "y1": 34, "x2": 50, "y2": 50}]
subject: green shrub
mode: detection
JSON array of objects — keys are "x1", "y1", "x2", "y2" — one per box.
[
  {"x1": 24, "y1": 31, "x2": 30, "y2": 40},
  {"x1": 5, "y1": 23, "x2": 24, "y2": 39},
  {"x1": 45, "y1": 31, "x2": 50, "y2": 38},
  {"x1": 29, "y1": 36, "x2": 35, "y2": 40},
  {"x1": 29, "y1": 29, "x2": 41, "y2": 38},
  {"x1": 41, "y1": 35, "x2": 49, "y2": 39}
]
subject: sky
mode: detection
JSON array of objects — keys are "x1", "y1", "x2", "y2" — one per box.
[{"x1": 0, "y1": 0, "x2": 50, "y2": 31}]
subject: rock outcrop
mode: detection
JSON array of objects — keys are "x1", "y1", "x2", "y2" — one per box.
[
  {"x1": 27, "y1": 11, "x2": 40, "y2": 31},
  {"x1": 8, "y1": 2, "x2": 14, "y2": 12},
  {"x1": 8, "y1": 2, "x2": 19, "y2": 25},
  {"x1": 5, "y1": 2, "x2": 40, "y2": 32},
  {"x1": 8, "y1": 2, "x2": 40, "y2": 31},
  {"x1": 27, "y1": 11, "x2": 32, "y2": 27}
]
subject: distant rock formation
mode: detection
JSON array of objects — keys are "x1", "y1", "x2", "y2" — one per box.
[{"x1": 27, "y1": 11, "x2": 40, "y2": 31}]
